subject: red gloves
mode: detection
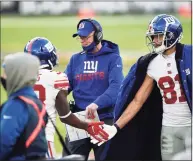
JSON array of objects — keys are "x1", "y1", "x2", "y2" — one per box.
[{"x1": 86, "y1": 121, "x2": 109, "y2": 142}]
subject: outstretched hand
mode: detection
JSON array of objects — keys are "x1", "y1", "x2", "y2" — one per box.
[
  {"x1": 85, "y1": 103, "x2": 98, "y2": 119},
  {"x1": 90, "y1": 124, "x2": 118, "y2": 146},
  {"x1": 86, "y1": 121, "x2": 109, "y2": 142}
]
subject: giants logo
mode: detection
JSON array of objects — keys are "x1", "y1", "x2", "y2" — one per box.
[
  {"x1": 163, "y1": 16, "x2": 175, "y2": 25},
  {"x1": 76, "y1": 72, "x2": 105, "y2": 81},
  {"x1": 44, "y1": 41, "x2": 54, "y2": 52},
  {"x1": 83, "y1": 61, "x2": 98, "y2": 73},
  {"x1": 79, "y1": 22, "x2": 85, "y2": 29}
]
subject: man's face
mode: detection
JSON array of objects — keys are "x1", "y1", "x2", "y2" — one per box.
[
  {"x1": 77, "y1": 31, "x2": 95, "y2": 47},
  {"x1": 151, "y1": 34, "x2": 164, "y2": 48}
]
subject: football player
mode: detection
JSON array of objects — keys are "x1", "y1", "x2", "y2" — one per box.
[
  {"x1": 24, "y1": 37, "x2": 108, "y2": 158},
  {"x1": 91, "y1": 14, "x2": 192, "y2": 161}
]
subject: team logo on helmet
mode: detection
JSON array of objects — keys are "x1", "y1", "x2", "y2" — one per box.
[
  {"x1": 163, "y1": 16, "x2": 175, "y2": 25},
  {"x1": 79, "y1": 22, "x2": 85, "y2": 29},
  {"x1": 45, "y1": 41, "x2": 54, "y2": 52}
]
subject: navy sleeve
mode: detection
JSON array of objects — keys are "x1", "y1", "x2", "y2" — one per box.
[
  {"x1": 64, "y1": 55, "x2": 73, "y2": 93},
  {"x1": 94, "y1": 55, "x2": 124, "y2": 108},
  {"x1": 0, "y1": 100, "x2": 29, "y2": 160}
]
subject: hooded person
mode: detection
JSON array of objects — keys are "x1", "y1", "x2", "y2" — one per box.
[{"x1": 0, "y1": 52, "x2": 48, "y2": 160}]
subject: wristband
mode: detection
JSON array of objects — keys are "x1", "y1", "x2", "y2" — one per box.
[
  {"x1": 59, "y1": 111, "x2": 72, "y2": 119},
  {"x1": 114, "y1": 123, "x2": 121, "y2": 131}
]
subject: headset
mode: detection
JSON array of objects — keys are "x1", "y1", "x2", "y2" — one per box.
[{"x1": 77, "y1": 18, "x2": 103, "y2": 45}]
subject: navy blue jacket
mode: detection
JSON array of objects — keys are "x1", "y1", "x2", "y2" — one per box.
[
  {"x1": 65, "y1": 40, "x2": 124, "y2": 120},
  {"x1": 100, "y1": 43, "x2": 192, "y2": 160},
  {"x1": 0, "y1": 87, "x2": 47, "y2": 160}
]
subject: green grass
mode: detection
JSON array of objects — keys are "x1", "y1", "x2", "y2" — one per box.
[
  {"x1": 1, "y1": 14, "x2": 191, "y2": 153},
  {"x1": 1, "y1": 15, "x2": 191, "y2": 53}
]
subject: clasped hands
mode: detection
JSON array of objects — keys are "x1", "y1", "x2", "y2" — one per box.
[{"x1": 85, "y1": 103, "x2": 118, "y2": 146}]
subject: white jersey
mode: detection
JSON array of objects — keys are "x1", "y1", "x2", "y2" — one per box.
[
  {"x1": 34, "y1": 69, "x2": 69, "y2": 142},
  {"x1": 147, "y1": 52, "x2": 191, "y2": 127}
]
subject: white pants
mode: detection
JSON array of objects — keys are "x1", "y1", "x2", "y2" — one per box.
[
  {"x1": 161, "y1": 126, "x2": 191, "y2": 160},
  {"x1": 46, "y1": 141, "x2": 56, "y2": 159},
  {"x1": 171, "y1": 147, "x2": 191, "y2": 160}
]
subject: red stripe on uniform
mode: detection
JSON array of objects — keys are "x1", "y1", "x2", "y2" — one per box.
[
  {"x1": 19, "y1": 96, "x2": 46, "y2": 148},
  {"x1": 47, "y1": 141, "x2": 54, "y2": 158},
  {"x1": 54, "y1": 82, "x2": 69, "y2": 89},
  {"x1": 54, "y1": 79, "x2": 68, "y2": 82}
]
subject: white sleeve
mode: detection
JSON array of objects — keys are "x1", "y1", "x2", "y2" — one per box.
[
  {"x1": 147, "y1": 61, "x2": 154, "y2": 79},
  {"x1": 53, "y1": 72, "x2": 69, "y2": 91}
]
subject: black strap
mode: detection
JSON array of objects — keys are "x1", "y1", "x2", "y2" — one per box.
[
  {"x1": 46, "y1": 112, "x2": 71, "y2": 155},
  {"x1": 17, "y1": 96, "x2": 71, "y2": 156},
  {"x1": 114, "y1": 123, "x2": 121, "y2": 131}
]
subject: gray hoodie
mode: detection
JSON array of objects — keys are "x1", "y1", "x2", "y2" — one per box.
[{"x1": 3, "y1": 52, "x2": 40, "y2": 96}]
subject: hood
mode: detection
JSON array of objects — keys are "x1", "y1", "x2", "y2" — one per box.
[
  {"x1": 86, "y1": 40, "x2": 120, "y2": 57},
  {"x1": 3, "y1": 52, "x2": 40, "y2": 96}
]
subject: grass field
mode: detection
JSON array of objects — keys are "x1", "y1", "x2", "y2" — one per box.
[{"x1": 1, "y1": 14, "x2": 191, "y2": 153}]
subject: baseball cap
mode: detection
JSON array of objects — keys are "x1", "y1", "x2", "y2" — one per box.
[{"x1": 72, "y1": 19, "x2": 102, "y2": 37}]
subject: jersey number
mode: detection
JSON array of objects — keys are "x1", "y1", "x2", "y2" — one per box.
[
  {"x1": 34, "y1": 84, "x2": 46, "y2": 104},
  {"x1": 158, "y1": 74, "x2": 186, "y2": 104}
]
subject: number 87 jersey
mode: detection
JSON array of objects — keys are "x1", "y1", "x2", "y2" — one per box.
[{"x1": 34, "y1": 69, "x2": 69, "y2": 143}]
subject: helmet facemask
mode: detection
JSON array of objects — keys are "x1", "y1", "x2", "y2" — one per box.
[
  {"x1": 146, "y1": 32, "x2": 165, "y2": 54},
  {"x1": 146, "y1": 30, "x2": 183, "y2": 54}
]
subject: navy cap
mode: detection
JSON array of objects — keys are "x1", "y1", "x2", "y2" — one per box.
[{"x1": 73, "y1": 19, "x2": 102, "y2": 37}]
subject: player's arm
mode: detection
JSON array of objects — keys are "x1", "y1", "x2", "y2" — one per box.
[
  {"x1": 54, "y1": 73, "x2": 109, "y2": 141},
  {"x1": 55, "y1": 90, "x2": 109, "y2": 141},
  {"x1": 54, "y1": 73, "x2": 88, "y2": 130},
  {"x1": 116, "y1": 74, "x2": 154, "y2": 129},
  {"x1": 55, "y1": 90, "x2": 88, "y2": 130}
]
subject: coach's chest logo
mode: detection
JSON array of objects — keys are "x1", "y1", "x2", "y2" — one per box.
[{"x1": 83, "y1": 61, "x2": 98, "y2": 73}]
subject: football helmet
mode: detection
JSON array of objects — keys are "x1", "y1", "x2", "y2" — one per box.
[
  {"x1": 24, "y1": 37, "x2": 58, "y2": 69},
  {"x1": 146, "y1": 14, "x2": 183, "y2": 54}
]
